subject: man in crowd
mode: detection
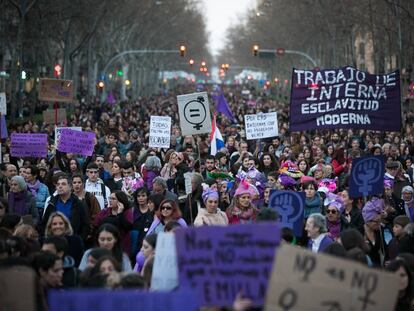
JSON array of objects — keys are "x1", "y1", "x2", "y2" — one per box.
[
  {"x1": 85, "y1": 163, "x2": 111, "y2": 210},
  {"x1": 305, "y1": 213, "x2": 333, "y2": 253}
]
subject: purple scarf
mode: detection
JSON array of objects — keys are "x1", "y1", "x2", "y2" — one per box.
[
  {"x1": 327, "y1": 219, "x2": 341, "y2": 240},
  {"x1": 8, "y1": 191, "x2": 28, "y2": 216},
  {"x1": 27, "y1": 180, "x2": 41, "y2": 197}
]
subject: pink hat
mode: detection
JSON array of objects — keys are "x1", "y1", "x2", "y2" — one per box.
[{"x1": 235, "y1": 179, "x2": 259, "y2": 197}]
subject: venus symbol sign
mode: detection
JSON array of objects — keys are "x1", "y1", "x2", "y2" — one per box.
[
  {"x1": 269, "y1": 190, "x2": 305, "y2": 236},
  {"x1": 177, "y1": 92, "x2": 212, "y2": 136},
  {"x1": 349, "y1": 155, "x2": 385, "y2": 198}
]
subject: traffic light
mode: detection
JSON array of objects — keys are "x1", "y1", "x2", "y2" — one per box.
[
  {"x1": 180, "y1": 45, "x2": 186, "y2": 57},
  {"x1": 124, "y1": 79, "x2": 131, "y2": 86},
  {"x1": 98, "y1": 81, "x2": 105, "y2": 88},
  {"x1": 54, "y1": 64, "x2": 62, "y2": 77},
  {"x1": 201, "y1": 61, "x2": 206, "y2": 67},
  {"x1": 117, "y1": 69, "x2": 123, "y2": 77},
  {"x1": 253, "y1": 45, "x2": 259, "y2": 56},
  {"x1": 21, "y1": 70, "x2": 27, "y2": 80}
]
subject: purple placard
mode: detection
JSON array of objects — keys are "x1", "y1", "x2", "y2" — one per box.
[
  {"x1": 10, "y1": 133, "x2": 47, "y2": 158},
  {"x1": 57, "y1": 129, "x2": 95, "y2": 156},
  {"x1": 175, "y1": 223, "x2": 281, "y2": 307},
  {"x1": 290, "y1": 66, "x2": 401, "y2": 131}
]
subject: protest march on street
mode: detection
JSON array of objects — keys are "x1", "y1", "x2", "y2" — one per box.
[{"x1": 2, "y1": 0, "x2": 414, "y2": 310}]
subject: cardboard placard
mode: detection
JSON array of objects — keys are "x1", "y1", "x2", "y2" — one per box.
[
  {"x1": 0, "y1": 268, "x2": 36, "y2": 311},
  {"x1": 38, "y1": 78, "x2": 74, "y2": 103},
  {"x1": 244, "y1": 112, "x2": 278, "y2": 140},
  {"x1": 175, "y1": 223, "x2": 281, "y2": 307},
  {"x1": 43, "y1": 108, "x2": 67, "y2": 124},
  {"x1": 265, "y1": 244, "x2": 399, "y2": 311}
]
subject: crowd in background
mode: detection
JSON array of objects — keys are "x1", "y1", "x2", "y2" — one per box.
[{"x1": 1, "y1": 85, "x2": 414, "y2": 310}]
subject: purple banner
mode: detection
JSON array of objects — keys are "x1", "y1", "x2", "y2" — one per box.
[
  {"x1": 175, "y1": 223, "x2": 281, "y2": 307},
  {"x1": 49, "y1": 289, "x2": 197, "y2": 311},
  {"x1": 57, "y1": 129, "x2": 95, "y2": 156},
  {"x1": 290, "y1": 66, "x2": 401, "y2": 131},
  {"x1": 10, "y1": 133, "x2": 47, "y2": 158}
]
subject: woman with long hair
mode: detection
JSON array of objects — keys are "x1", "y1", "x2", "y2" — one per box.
[
  {"x1": 79, "y1": 223, "x2": 132, "y2": 272},
  {"x1": 386, "y1": 259, "x2": 414, "y2": 311},
  {"x1": 146, "y1": 199, "x2": 187, "y2": 235},
  {"x1": 93, "y1": 190, "x2": 134, "y2": 256},
  {"x1": 258, "y1": 152, "x2": 279, "y2": 177}
]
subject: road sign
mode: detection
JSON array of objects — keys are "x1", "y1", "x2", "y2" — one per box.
[
  {"x1": 38, "y1": 78, "x2": 74, "y2": 103},
  {"x1": 177, "y1": 91, "x2": 211, "y2": 135}
]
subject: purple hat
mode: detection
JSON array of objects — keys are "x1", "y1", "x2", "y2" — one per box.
[
  {"x1": 278, "y1": 174, "x2": 296, "y2": 188},
  {"x1": 362, "y1": 197, "x2": 385, "y2": 222},
  {"x1": 384, "y1": 179, "x2": 394, "y2": 189},
  {"x1": 324, "y1": 193, "x2": 345, "y2": 213},
  {"x1": 202, "y1": 184, "x2": 219, "y2": 202}
]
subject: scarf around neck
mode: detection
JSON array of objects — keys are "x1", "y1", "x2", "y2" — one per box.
[
  {"x1": 8, "y1": 191, "x2": 28, "y2": 216},
  {"x1": 27, "y1": 180, "x2": 41, "y2": 197}
]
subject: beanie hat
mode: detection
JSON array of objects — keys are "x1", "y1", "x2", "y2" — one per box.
[
  {"x1": 201, "y1": 184, "x2": 219, "y2": 203},
  {"x1": 393, "y1": 215, "x2": 410, "y2": 228}
]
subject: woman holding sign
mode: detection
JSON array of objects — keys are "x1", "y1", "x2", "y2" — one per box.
[{"x1": 194, "y1": 185, "x2": 228, "y2": 227}]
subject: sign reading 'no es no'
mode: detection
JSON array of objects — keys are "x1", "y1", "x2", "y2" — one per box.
[{"x1": 177, "y1": 92, "x2": 211, "y2": 136}]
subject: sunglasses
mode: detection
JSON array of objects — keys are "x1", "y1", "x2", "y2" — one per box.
[
  {"x1": 326, "y1": 209, "x2": 338, "y2": 214},
  {"x1": 161, "y1": 205, "x2": 173, "y2": 211}
]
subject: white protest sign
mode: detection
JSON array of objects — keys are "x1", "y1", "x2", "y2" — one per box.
[
  {"x1": 177, "y1": 92, "x2": 211, "y2": 135},
  {"x1": 151, "y1": 232, "x2": 179, "y2": 291},
  {"x1": 244, "y1": 112, "x2": 278, "y2": 140},
  {"x1": 55, "y1": 127, "x2": 82, "y2": 149},
  {"x1": 184, "y1": 172, "x2": 193, "y2": 195},
  {"x1": 149, "y1": 116, "x2": 171, "y2": 149},
  {"x1": 0, "y1": 92, "x2": 6, "y2": 115},
  {"x1": 265, "y1": 244, "x2": 399, "y2": 311}
]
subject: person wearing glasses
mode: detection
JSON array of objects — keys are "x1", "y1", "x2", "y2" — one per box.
[
  {"x1": 85, "y1": 163, "x2": 111, "y2": 210},
  {"x1": 324, "y1": 193, "x2": 345, "y2": 241},
  {"x1": 134, "y1": 199, "x2": 186, "y2": 272}
]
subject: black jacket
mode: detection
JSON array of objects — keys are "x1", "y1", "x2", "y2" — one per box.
[{"x1": 41, "y1": 194, "x2": 90, "y2": 240}]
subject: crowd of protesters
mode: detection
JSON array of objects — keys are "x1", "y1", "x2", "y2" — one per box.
[{"x1": 1, "y1": 85, "x2": 414, "y2": 310}]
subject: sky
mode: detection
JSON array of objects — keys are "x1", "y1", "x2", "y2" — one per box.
[{"x1": 200, "y1": 0, "x2": 257, "y2": 58}]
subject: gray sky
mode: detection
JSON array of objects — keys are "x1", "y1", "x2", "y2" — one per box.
[{"x1": 201, "y1": 0, "x2": 257, "y2": 58}]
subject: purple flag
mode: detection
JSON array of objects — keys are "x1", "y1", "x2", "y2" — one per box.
[
  {"x1": 1, "y1": 115, "x2": 8, "y2": 139},
  {"x1": 290, "y1": 66, "x2": 401, "y2": 131},
  {"x1": 215, "y1": 92, "x2": 236, "y2": 123},
  {"x1": 107, "y1": 91, "x2": 116, "y2": 105}
]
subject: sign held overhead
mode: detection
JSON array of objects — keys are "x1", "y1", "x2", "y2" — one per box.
[
  {"x1": 177, "y1": 91, "x2": 211, "y2": 135},
  {"x1": 38, "y1": 78, "x2": 74, "y2": 103}
]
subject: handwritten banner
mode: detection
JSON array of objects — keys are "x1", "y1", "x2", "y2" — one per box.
[
  {"x1": 38, "y1": 78, "x2": 74, "y2": 103},
  {"x1": 49, "y1": 289, "x2": 197, "y2": 311},
  {"x1": 349, "y1": 155, "x2": 385, "y2": 198},
  {"x1": 151, "y1": 232, "x2": 179, "y2": 291},
  {"x1": 43, "y1": 108, "x2": 67, "y2": 124},
  {"x1": 55, "y1": 127, "x2": 82, "y2": 148},
  {"x1": 290, "y1": 67, "x2": 401, "y2": 131},
  {"x1": 244, "y1": 112, "x2": 278, "y2": 140},
  {"x1": 11, "y1": 133, "x2": 48, "y2": 158},
  {"x1": 265, "y1": 244, "x2": 399, "y2": 311},
  {"x1": 175, "y1": 223, "x2": 281, "y2": 307},
  {"x1": 57, "y1": 129, "x2": 95, "y2": 156},
  {"x1": 149, "y1": 116, "x2": 171, "y2": 149},
  {"x1": 269, "y1": 190, "x2": 305, "y2": 236}
]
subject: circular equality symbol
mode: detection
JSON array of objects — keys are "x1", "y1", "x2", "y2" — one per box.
[{"x1": 183, "y1": 96, "x2": 207, "y2": 130}]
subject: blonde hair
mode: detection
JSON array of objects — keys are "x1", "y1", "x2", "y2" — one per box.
[{"x1": 44, "y1": 212, "x2": 73, "y2": 237}]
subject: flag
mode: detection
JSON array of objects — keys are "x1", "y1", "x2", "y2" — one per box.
[
  {"x1": 1, "y1": 115, "x2": 8, "y2": 139},
  {"x1": 209, "y1": 115, "x2": 225, "y2": 156},
  {"x1": 107, "y1": 91, "x2": 116, "y2": 105},
  {"x1": 214, "y1": 92, "x2": 236, "y2": 123}
]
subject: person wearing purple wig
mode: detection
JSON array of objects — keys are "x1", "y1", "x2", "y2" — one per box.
[
  {"x1": 194, "y1": 184, "x2": 228, "y2": 227},
  {"x1": 362, "y1": 197, "x2": 389, "y2": 266}
]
